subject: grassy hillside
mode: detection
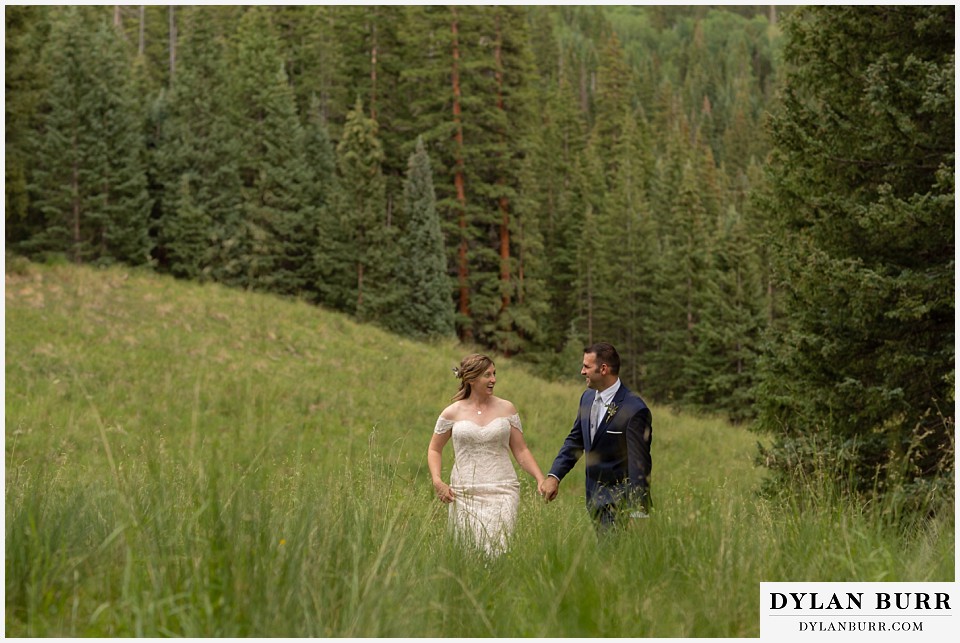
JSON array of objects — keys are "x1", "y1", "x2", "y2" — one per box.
[{"x1": 5, "y1": 262, "x2": 953, "y2": 636}]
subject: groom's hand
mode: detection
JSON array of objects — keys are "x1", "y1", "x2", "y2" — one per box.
[{"x1": 539, "y1": 476, "x2": 559, "y2": 502}]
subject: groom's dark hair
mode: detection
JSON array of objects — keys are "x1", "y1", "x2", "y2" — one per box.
[{"x1": 585, "y1": 342, "x2": 620, "y2": 375}]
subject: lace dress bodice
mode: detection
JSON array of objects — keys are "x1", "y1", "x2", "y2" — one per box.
[{"x1": 434, "y1": 414, "x2": 522, "y2": 487}]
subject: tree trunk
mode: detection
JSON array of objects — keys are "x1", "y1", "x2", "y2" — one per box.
[
  {"x1": 370, "y1": 21, "x2": 378, "y2": 121},
  {"x1": 357, "y1": 261, "x2": 364, "y2": 311},
  {"x1": 736, "y1": 264, "x2": 744, "y2": 375},
  {"x1": 516, "y1": 217, "x2": 525, "y2": 305},
  {"x1": 579, "y1": 59, "x2": 589, "y2": 114},
  {"x1": 72, "y1": 154, "x2": 81, "y2": 263},
  {"x1": 494, "y1": 12, "x2": 511, "y2": 318},
  {"x1": 767, "y1": 280, "x2": 775, "y2": 323},
  {"x1": 586, "y1": 261, "x2": 594, "y2": 344},
  {"x1": 451, "y1": 11, "x2": 472, "y2": 341},
  {"x1": 168, "y1": 5, "x2": 176, "y2": 85},
  {"x1": 139, "y1": 6, "x2": 145, "y2": 56}
]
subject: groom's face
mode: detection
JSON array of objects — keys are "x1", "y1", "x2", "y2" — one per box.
[{"x1": 581, "y1": 352, "x2": 605, "y2": 390}]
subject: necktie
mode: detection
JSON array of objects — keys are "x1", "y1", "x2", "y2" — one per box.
[{"x1": 590, "y1": 394, "x2": 604, "y2": 440}]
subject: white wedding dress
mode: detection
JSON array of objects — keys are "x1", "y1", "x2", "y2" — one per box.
[{"x1": 433, "y1": 414, "x2": 522, "y2": 556}]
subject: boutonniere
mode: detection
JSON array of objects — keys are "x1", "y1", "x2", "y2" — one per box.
[{"x1": 604, "y1": 402, "x2": 619, "y2": 422}]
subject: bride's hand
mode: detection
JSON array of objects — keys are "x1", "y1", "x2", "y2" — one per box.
[
  {"x1": 539, "y1": 476, "x2": 559, "y2": 502},
  {"x1": 433, "y1": 480, "x2": 455, "y2": 503}
]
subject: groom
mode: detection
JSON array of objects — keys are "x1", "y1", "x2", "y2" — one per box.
[{"x1": 539, "y1": 342, "x2": 652, "y2": 528}]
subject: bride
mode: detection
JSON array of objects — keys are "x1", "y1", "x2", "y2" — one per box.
[{"x1": 427, "y1": 354, "x2": 545, "y2": 556}]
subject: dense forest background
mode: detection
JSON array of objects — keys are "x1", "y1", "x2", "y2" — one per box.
[{"x1": 4, "y1": 5, "x2": 954, "y2": 508}]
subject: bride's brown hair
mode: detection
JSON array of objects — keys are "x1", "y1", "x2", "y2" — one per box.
[{"x1": 451, "y1": 354, "x2": 494, "y2": 401}]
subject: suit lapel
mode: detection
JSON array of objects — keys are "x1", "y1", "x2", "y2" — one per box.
[
  {"x1": 580, "y1": 392, "x2": 594, "y2": 449},
  {"x1": 594, "y1": 384, "x2": 628, "y2": 442}
]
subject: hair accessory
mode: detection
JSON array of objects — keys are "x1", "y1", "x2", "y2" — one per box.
[{"x1": 452, "y1": 366, "x2": 462, "y2": 379}]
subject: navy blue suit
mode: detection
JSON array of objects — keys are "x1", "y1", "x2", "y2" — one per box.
[{"x1": 548, "y1": 383, "x2": 652, "y2": 522}]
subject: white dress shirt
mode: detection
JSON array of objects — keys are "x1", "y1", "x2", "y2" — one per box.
[{"x1": 590, "y1": 378, "x2": 621, "y2": 439}]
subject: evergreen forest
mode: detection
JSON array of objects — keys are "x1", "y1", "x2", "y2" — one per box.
[{"x1": 4, "y1": 5, "x2": 954, "y2": 509}]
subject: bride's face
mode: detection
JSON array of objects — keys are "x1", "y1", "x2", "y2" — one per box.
[{"x1": 472, "y1": 365, "x2": 497, "y2": 398}]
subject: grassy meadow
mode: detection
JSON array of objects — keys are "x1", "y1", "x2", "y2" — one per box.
[{"x1": 5, "y1": 261, "x2": 954, "y2": 637}]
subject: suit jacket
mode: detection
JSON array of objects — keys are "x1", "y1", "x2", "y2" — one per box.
[{"x1": 548, "y1": 383, "x2": 652, "y2": 513}]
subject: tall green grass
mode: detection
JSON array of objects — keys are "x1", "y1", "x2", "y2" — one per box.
[{"x1": 5, "y1": 262, "x2": 954, "y2": 636}]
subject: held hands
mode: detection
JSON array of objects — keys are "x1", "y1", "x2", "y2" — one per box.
[
  {"x1": 538, "y1": 476, "x2": 559, "y2": 503},
  {"x1": 433, "y1": 480, "x2": 455, "y2": 503}
]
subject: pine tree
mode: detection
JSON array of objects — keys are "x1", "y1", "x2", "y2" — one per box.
[
  {"x1": 527, "y1": 6, "x2": 560, "y2": 86},
  {"x1": 90, "y1": 21, "x2": 153, "y2": 265},
  {"x1": 224, "y1": 7, "x2": 317, "y2": 296},
  {"x1": 507, "y1": 143, "x2": 551, "y2": 354},
  {"x1": 331, "y1": 6, "x2": 402, "y2": 126},
  {"x1": 531, "y1": 66, "x2": 588, "y2": 356},
  {"x1": 29, "y1": 8, "x2": 152, "y2": 265},
  {"x1": 302, "y1": 95, "x2": 338, "y2": 220},
  {"x1": 601, "y1": 109, "x2": 658, "y2": 392},
  {"x1": 331, "y1": 4, "x2": 408, "y2": 222},
  {"x1": 646, "y1": 155, "x2": 711, "y2": 402},
  {"x1": 554, "y1": 6, "x2": 607, "y2": 120},
  {"x1": 572, "y1": 138, "x2": 611, "y2": 346},
  {"x1": 154, "y1": 6, "x2": 242, "y2": 280},
  {"x1": 5, "y1": 6, "x2": 52, "y2": 248},
  {"x1": 304, "y1": 95, "x2": 352, "y2": 311},
  {"x1": 271, "y1": 6, "x2": 344, "y2": 123},
  {"x1": 685, "y1": 204, "x2": 764, "y2": 420},
  {"x1": 592, "y1": 28, "x2": 633, "y2": 169},
  {"x1": 756, "y1": 6, "x2": 954, "y2": 506},
  {"x1": 397, "y1": 6, "x2": 508, "y2": 344},
  {"x1": 581, "y1": 30, "x2": 655, "y2": 381},
  {"x1": 721, "y1": 76, "x2": 762, "y2": 207},
  {"x1": 388, "y1": 137, "x2": 455, "y2": 338},
  {"x1": 449, "y1": 7, "x2": 474, "y2": 341},
  {"x1": 112, "y1": 5, "x2": 175, "y2": 91},
  {"x1": 336, "y1": 97, "x2": 392, "y2": 320},
  {"x1": 481, "y1": 5, "x2": 545, "y2": 355}
]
